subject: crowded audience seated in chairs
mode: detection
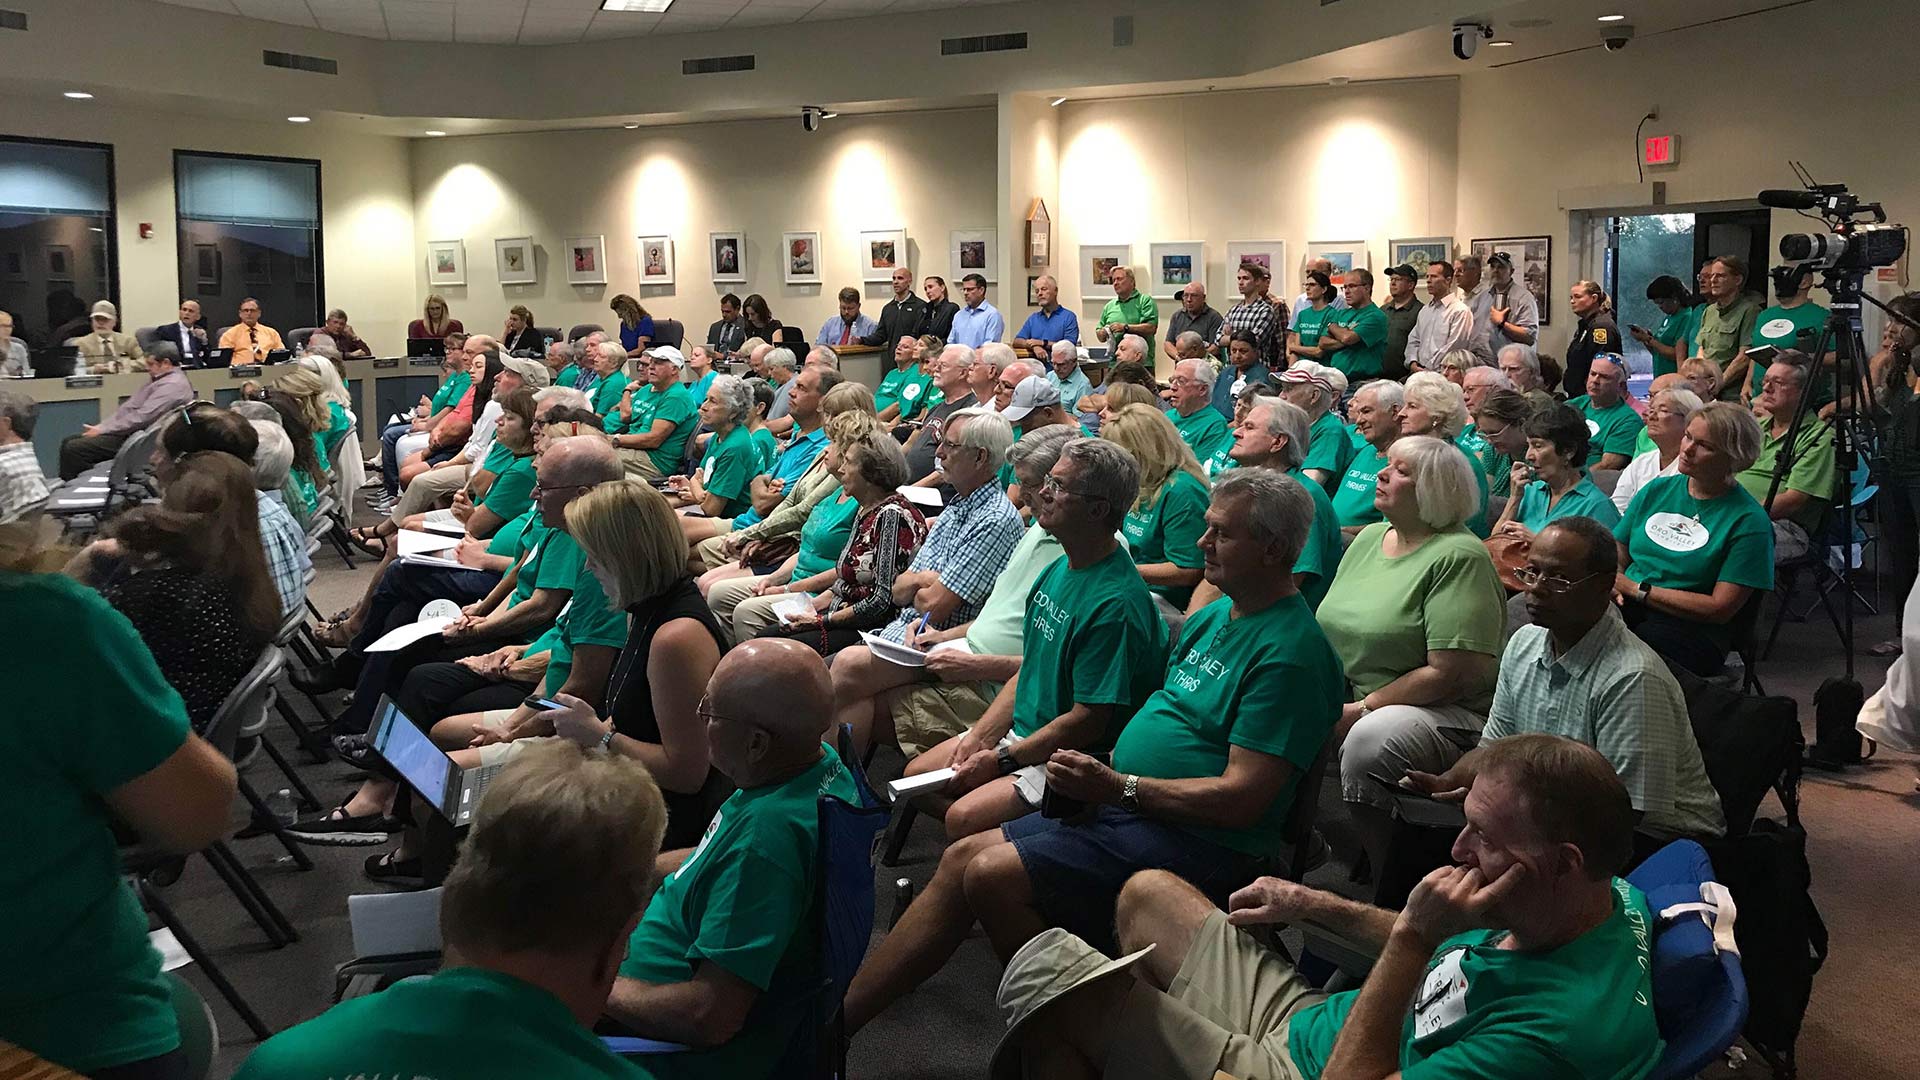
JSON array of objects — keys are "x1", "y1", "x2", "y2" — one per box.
[
  {"x1": 995, "y1": 736, "x2": 1663, "y2": 1080},
  {"x1": 602, "y1": 639, "x2": 860, "y2": 1077},
  {"x1": 1314, "y1": 434, "x2": 1505, "y2": 874},
  {"x1": 1613, "y1": 401, "x2": 1774, "y2": 677},
  {"x1": 2, "y1": 523, "x2": 239, "y2": 1080},
  {"x1": 238, "y1": 741, "x2": 668, "y2": 1077},
  {"x1": 891, "y1": 438, "x2": 1167, "y2": 838},
  {"x1": 842, "y1": 469, "x2": 1343, "y2": 1031}
]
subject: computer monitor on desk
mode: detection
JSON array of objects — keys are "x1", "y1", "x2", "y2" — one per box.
[
  {"x1": 407, "y1": 337, "x2": 446, "y2": 358},
  {"x1": 30, "y1": 346, "x2": 76, "y2": 379}
]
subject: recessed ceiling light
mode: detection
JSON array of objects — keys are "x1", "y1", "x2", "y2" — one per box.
[
  {"x1": 1048, "y1": 97, "x2": 1067, "y2": 107},
  {"x1": 425, "y1": 130, "x2": 447, "y2": 137},
  {"x1": 623, "y1": 123, "x2": 640, "y2": 129},
  {"x1": 601, "y1": 0, "x2": 673, "y2": 10},
  {"x1": 287, "y1": 115, "x2": 311, "y2": 123},
  {"x1": 63, "y1": 91, "x2": 93, "y2": 100},
  {"x1": 1487, "y1": 39, "x2": 1514, "y2": 47},
  {"x1": 1597, "y1": 13, "x2": 1627, "y2": 21}
]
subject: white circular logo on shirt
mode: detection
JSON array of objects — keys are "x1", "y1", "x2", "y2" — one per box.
[
  {"x1": 702, "y1": 459, "x2": 716, "y2": 482},
  {"x1": 1761, "y1": 317, "x2": 1796, "y2": 339},
  {"x1": 1645, "y1": 512, "x2": 1711, "y2": 552},
  {"x1": 902, "y1": 382, "x2": 923, "y2": 400},
  {"x1": 1586, "y1": 418, "x2": 1601, "y2": 437}
]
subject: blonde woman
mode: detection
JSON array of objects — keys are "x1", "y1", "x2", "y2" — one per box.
[
  {"x1": 1399, "y1": 370, "x2": 1490, "y2": 537},
  {"x1": 1102, "y1": 403, "x2": 1210, "y2": 619},
  {"x1": 1098, "y1": 380, "x2": 1160, "y2": 426},
  {"x1": 1437, "y1": 349, "x2": 1479, "y2": 387},
  {"x1": 408, "y1": 294, "x2": 462, "y2": 340}
]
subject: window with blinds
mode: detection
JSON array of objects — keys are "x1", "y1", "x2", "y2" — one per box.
[
  {"x1": 174, "y1": 151, "x2": 322, "y2": 335},
  {"x1": 0, "y1": 136, "x2": 116, "y2": 348}
]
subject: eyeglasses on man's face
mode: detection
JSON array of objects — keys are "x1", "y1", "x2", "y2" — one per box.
[{"x1": 1513, "y1": 565, "x2": 1604, "y2": 595}]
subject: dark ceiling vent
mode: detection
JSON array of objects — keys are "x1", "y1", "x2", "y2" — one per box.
[
  {"x1": 683, "y1": 54, "x2": 755, "y2": 75},
  {"x1": 262, "y1": 50, "x2": 339, "y2": 75},
  {"x1": 0, "y1": 9, "x2": 27, "y2": 30},
  {"x1": 940, "y1": 31, "x2": 1027, "y2": 56}
]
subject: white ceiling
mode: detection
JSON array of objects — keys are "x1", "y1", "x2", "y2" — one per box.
[{"x1": 148, "y1": 0, "x2": 1009, "y2": 43}]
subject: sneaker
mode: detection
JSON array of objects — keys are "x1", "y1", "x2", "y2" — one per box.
[
  {"x1": 289, "y1": 803, "x2": 395, "y2": 846},
  {"x1": 364, "y1": 850, "x2": 426, "y2": 888}
]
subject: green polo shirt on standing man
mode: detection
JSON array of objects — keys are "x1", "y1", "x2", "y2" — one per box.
[
  {"x1": 1324, "y1": 302, "x2": 1390, "y2": 380},
  {"x1": 1098, "y1": 289, "x2": 1159, "y2": 349}
]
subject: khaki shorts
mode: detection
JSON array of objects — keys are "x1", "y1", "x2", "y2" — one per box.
[
  {"x1": 618, "y1": 447, "x2": 663, "y2": 479},
  {"x1": 882, "y1": 679, "x2": 999, "y2": 758},
  {"x1": 1107, "y1": 910, "x2": 1326, "y2": 1080},
  {"x1": 693, "y1": 532, "x2": 735, "y2": 572},
  {"x1": 476, "y1": 729, "x2": 547, "y2": 768}
]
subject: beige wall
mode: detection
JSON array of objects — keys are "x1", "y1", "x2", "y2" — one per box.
[
  {"x1": 1053, "y1": 79, "x2": 1460, "y2": 355},
  {"x1": 0, "y1": 97, "x2": 416, "y2": 349},
  {"x1": 409, "y1": 108, "x2": 998, "y2": 346},
  {"x1": 1454, "y1": 0, "x2": 1920, "y2": 355}
]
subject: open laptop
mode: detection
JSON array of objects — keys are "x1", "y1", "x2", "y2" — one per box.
[
  {"x1": 203, "y1": 348, "x2": 236, "y2": 369},
  {"x1": 32, "y1": 345, "x2": 77, "y2": 378},
  {"x1": 406, "y1": 337, "x2": 447, "y2": 357},
  {"x1": 369, "y1": 696, "x2": 502, "y2": 826}
]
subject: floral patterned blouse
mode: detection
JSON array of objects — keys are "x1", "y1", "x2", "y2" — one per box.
[{"x1": 827, "y1": 493, "x2": 928, "y2": 629}]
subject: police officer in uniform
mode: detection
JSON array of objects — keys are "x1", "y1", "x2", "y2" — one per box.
[{"x1": 1564, "y1": 278, "x2": 1619, "y2": 395}]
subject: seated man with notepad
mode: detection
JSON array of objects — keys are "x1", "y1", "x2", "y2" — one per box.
[
  {"x1": 842, "y1": 469, "x2": 1342, "y2": 1033},
  {"x1": 828, "y1": 426, "x2": 1075, "y2": 758}
]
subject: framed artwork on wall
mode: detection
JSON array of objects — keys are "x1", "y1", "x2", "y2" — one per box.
[
  {"x1": 709, "y1": 231, "x2": 745, "y2": 283},
  {"x1": 1078, "y1": 244, "x2": 1130, "y2": 301},
  {"x1": 495, "y1": 236, "x2": 536, "y2": 285},
  {"x1": 427, "y1": 239, "x2": 465, "y2": 287},
  {"x1": 2, "y1": 250, "x2": 24, "y2": 283},
  {"x1": 565, "y1": 235, "x2": 607, "y2": 286},
  {"x1": 193, "y1": 244, "x2": 220, "y2": 293},
  {"x1": 1025, "y1": 198, "x2": 1051, "y2": 268},
  {"x1": 1469, "y1": 235, "x2": 1553, "y2": 325},
  {"x1": 637, "y1": 236, "x2": 674, "y2": 286},
  {"x1": 859, "y1": 228, "x2": 906, "y2": 284},
  {"x1": 783, "y1": 231, "x2": 822, "y2": 286},
  {"x1": 950, "y1": 228, "x2": 997, "y2": 284},
  {"x1": 1306, "y1": 241, "x2": 1370, "y2": 288},
  {"x1": 1147, "y1": 242, "x2": 1203, "y2": 300},
  {"x1": 1027, "y1": 275, "x2": 1040, "y2": 307},
  {"x1": 1225, "y1": 239, "x2": 1287, "y2": 299},
  {"x1": 45, "y1": 244, "x2": 72, "y2": 282},
  {"x1": 1389, "y1": 237, "x2": 1453, "y2": 277},
  {"x1": 242, "y1": 248, "x2": 272, "y2": 286}
]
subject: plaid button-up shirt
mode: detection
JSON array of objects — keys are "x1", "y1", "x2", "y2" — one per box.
[{"x1": 877, "y1": 480, "x2": 1025, "y2": 641}]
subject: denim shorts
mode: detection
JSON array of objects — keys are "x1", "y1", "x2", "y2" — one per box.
[{"x1": 1004, "y1": 806, "x2": 1262, "y2": 952}]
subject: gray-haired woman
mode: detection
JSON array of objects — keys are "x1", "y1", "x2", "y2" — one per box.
[{"x1": 670, "y1": 374, "x2": 757, "y2": 518}]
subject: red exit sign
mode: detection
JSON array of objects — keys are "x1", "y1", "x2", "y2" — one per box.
[{"x1": 1643, "y1": 134, "x2": 1680, "y2": 167}]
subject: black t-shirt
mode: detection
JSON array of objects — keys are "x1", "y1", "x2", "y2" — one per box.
[
  {"x1": 1564, "y1": 312, "x2": 1621, "y2": 395},
  {"x1": 924, "y1": 301, "x2": 960, "y2": 342},
  {"x1": 607, "y1": 577, "x2": 735, "y2": 848},
  {"x1": 100, "y1": 564, "x2": 267, "y2": 731}
]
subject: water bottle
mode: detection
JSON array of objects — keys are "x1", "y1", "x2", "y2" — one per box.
[
  {"x1": 890, "y1": 878, "x2": 914, "y2": 929},
  {"x1": 266, "y1": 788, "x2": 298, "y2": 827}
]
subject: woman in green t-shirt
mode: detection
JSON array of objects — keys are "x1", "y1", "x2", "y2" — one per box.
[
  {"x1": 670, "y1": 375, "x2": 758, "y2": 518},
  {"x1": 1613, "y1": 401, "x2": 1774, "y2": 677},
  {"x1": 1399, "y1": 372, "x2": 1491, "y2": 537},
  {"x1": 1491, "y1": 403, "x2": 1621, "y2": 539},
  {"x1": 1285, "y1": 270, "x2": 1337, "y2": 365},
  {"x1": 1315, "y1": 434, "x2": 1505, "y2": 873},
  {"x1": 1102, "y1": 404, "x2": 1211, "y2": 617}
]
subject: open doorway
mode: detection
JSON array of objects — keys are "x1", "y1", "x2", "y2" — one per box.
[{"x1": 1583, "y1": 206, "x2": 1772, "y2": 374}]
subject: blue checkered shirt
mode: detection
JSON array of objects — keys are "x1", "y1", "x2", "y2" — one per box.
[
  {"x1": 256, "y1": 490, "x2": 312, "y2": 616},
  {"x1": 877, "y1": 481, "x2": 1025, "y2": 641}
]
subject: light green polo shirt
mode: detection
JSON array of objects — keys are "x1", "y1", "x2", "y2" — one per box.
[
  {"x1": 1097, "y1": 289, "x2": 1160, "y2": 343},
  {"x1": 1735, "y1": 412, "x2": 1835, "y2": 534}
]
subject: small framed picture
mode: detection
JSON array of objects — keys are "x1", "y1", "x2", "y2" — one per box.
[
  {"x1": 495, "y1": 236, "x2": 536, "y2": 285},
  {"x1": 637, "y1": 235, "x2": 675, "y2": 286},
  {"x1": 784, "y1": 230, "x2": 822, "y2": 286},
  {"x1": 242, "y1": 248, "x2": 272, "y2": 286},
  {"x1": 859, "y1": 228, "x2": 905, "y2": 284},
  {"x1": 1078, "y1": 244, "x2": 1130, "y2": 301},
  {"x1": 1147, "y1": 242, "x2": 1203, "y2": 300},
  {"x1": 193, "y1": 244, "x2": 221, "y2": 292},
  {"x1": 566, "y1": 235, "x2": 607, "y2": 286},
  {"x1": 46, "y1": 244, "x2": 73, "y2": 282},
  {"x1": 710, "y1": 231, "x2": 745, "y2": 283},
  {"x1": 1225, "y1": 240, "x2": 1287, "y2": 299},
  {"x1": 427, "y1": 239, "x2": 465, "y2": 287},
  {"x1": 950, "y1": 228, "x2": 998, "y2": 284},
  {"x1": 1026, "y1": 275, "x2": 1040, "y2": 307},
  {"x1": 1389, "y1": 237, "x2": 1454, "y2": 278},
  {"x1": 1306, "y1": 241, "x2": 1370, "y2": 289},
  {"x1": 1469, "y1": 235, "x2": 1553, "y2": 325},
  {"x1": 1, "y1": 251, "x2": 24, "y2": 283}
]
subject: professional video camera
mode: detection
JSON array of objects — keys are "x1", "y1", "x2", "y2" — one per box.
[{"x1": 1761, "y1": 168, "x2": 1907, "y2": 278}]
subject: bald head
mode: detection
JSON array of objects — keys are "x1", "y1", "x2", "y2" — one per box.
[
  {"x1": 540, "y1": 434, "x2": 621, "y2": 486},
  {"x1": 710, "y1": 639, "x2": 831, "y2": 743}
]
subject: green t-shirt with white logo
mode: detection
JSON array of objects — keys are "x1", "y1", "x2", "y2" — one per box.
[
  {"x1": 875, "y1": 362, "x2": 934, "y2": 420},
  {"x1": 1287, "y1": 879, "x2": 1664, "y2": 1080},
  {"x1": 1121, "y1": 469, "x2": 1210, "y2": 609},
  {"x1": 1012, "y1": 544, "x2": 1167, "y2": 742},
  {"x1": 619, "y1": 748, "x2": 858, "y2": 1080},
  {"x1": 626, "y1": 382, "x2": 698, "y2": 474},
  {"x1": 1568, "y1": 395, "x2": 1646, "y2": 460},
  {"x1": 1748, "y1": 302, "x2": 1833, "y2": 402},
  {"x1": 1615, "y1": 473, "x2": 1774, "y2": 650},
  {"x1": 1110, "y1": 593, "x2": 1343, "y2": 857},
  {"x1": 1331, "y1": 443, "x2": 1389, "y2": 528},
  {"x1": 1290, "y1": 467, "x2": 1343, "y2": 610},
  {"x1": 699, "y1": 425, "x2": 758, "y2": 517},
  {"x1": 1292, "y1": 303, "x2": 1334, "y2": 348},
  {"x1": 750, "y1": 427, "x2": 778, "y2": 474},
  {"x1": 1172, "y1": 406, "x2": 1233, "y2": 477},
  {"x1": 586, "y1": 369, "x2": 631, "y2": 419},
  {"x1": 1305, "y1": 411, "x2": 1358, "y2": 491}
]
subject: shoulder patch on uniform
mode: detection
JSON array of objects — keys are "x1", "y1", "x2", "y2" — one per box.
[{"x1": 1592, "y1": 328, "x2": 1610, "y2": 344}]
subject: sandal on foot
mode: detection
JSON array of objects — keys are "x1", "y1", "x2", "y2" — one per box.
[
  {"x1": 290, "y1": 802, "x2": 394, "y2": 846},
  {"x1": 364, "y1": 850, "x2": 425, "y2": 887},
  {"x1": 345, "y1": 526, "x2": 388, "y2": 557},
  {"x1": 312, "y1": 620, "x2": 354, "y2": 648}
]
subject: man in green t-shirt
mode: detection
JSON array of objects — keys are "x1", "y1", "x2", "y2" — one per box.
[
  {"x1": 1096, "y1": 265, "x2": 1160, "y2": 352},
  {"x1": 612, "y1": 346, "x2": 698, "y2": 478},
  {"x1": 1735, "y1": 356, "x2": 1835, "y2": 561},
  {"x1": 1318, "y1": 269, "x2": 1391, "y2": 380},
  {"x1": 1167, "y1": 357, "x2": 1234, "y2": 473},
  {"x1": 1566, "y1": 354, "x2": 1644, "y2": 470},
  {"x1": 1190, "y1": 397, "x2": 1342, "y2": 609},
  {"x1": 1276, "y1": 362, "x2": 1357, "y2": 491},
  {"x1": 844, "y1": 469, "x2": 1342, "y2": 1032},
  {"x1": 240, "y1": 743, "x2": 666, "y2": 1079},
  {"x1": 992, "y1": 735, "x2": 1663, "y2": 1080},
  {"x1": 1745, "y1": 269, "x2": 1834, "y2": 405},
  {"x1": 607, "y1": 640, "x2": 858, "y2": 1080}
]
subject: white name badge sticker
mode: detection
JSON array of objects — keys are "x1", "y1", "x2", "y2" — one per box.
[
  {"x1": 1645, "y1": 511, "x2": 1711, "y2": 552},
  {"x1": 1586, "y1": 418, "x2": 1601, "y2": 437},
  {"x1": 1761, "y1": 317, "x2": 1796, "y2": 339},
  {"x1": 1413, "y1": 948, "x2": 1470, "y2": 1040}
]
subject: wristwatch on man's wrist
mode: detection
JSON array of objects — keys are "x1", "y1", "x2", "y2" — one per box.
[
  {"x1": 1638, "y1": 579, "x2": 1654, "y2": 602},
  {"x1": 994, "y1": 746, "x2": 1021, "y2": 776},
  {"x1": 1120, "y1": 774, "x2": 1141, "y2": 813}
]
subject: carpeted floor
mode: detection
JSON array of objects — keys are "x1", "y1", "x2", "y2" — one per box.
[{"x1": 176, "y1": 542, "x2": 1919, "y2": 1079}]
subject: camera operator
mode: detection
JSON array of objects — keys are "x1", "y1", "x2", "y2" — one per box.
[{"x1": 1868, "y1": 291, "x2": 1920, "y2": 656}]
